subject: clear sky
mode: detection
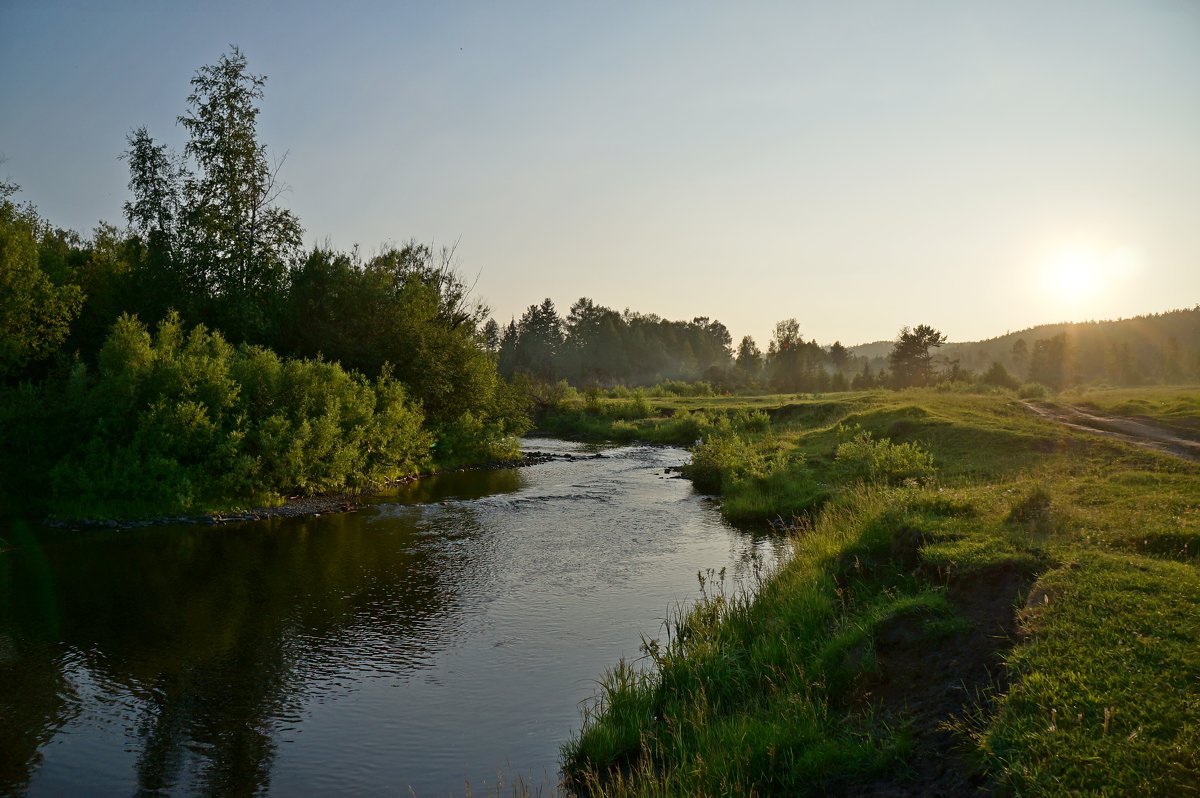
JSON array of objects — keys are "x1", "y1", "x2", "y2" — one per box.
[{"x1": 2, "y1": 1, "x2": 1198, "y2": 348}]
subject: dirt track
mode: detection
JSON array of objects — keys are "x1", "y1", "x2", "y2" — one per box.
[{"x1": 1022, "y1": 400, "x2": 1200, "y2": 462}]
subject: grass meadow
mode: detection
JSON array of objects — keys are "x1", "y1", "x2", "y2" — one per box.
[{"x1": 550, "y1": 387, "x2": 1200, "y2": 795}]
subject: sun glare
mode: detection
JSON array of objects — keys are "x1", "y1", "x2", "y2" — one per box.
[
  {"x1": 1038, "y1": 244, "x2": 1141, "y2": 306},
  {"x1": 1045, "y1": 248, "x2": 1101, "y2": 301}
]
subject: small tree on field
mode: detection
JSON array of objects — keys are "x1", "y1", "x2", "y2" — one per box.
[
  {"x1": 982, "y1": 361, "x2": 1019, "y2": 390},
  {"x1": 1029, "y1": 333, "x2": 1072, "y2": 390},
  {"x1": 735, "y1": 335, "x2": 763, "y2": 380},
  {"x1": 767, "y1": 318, "x2": 809, "y2": 392},
  {"x1": 888, "y1": 324, "x2": 947, "y2": 388}
]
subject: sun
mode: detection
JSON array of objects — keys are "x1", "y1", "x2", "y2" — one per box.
[
  {"x1": 1037, "y1": 244, "x2": 1141, "y2": 307},
  {"x1": 1043, "y1": 247, "x2": 1104, "y2": 303}
]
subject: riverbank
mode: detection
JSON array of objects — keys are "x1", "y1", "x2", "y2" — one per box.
[
  {"x1": 1, "y1": 436, "x2": 770, "y2": 795},
  {"x1": 40, "y1": 447, "x2": 584, "y2": 530},
  {"x1": 556, "y1": 388, "x2": 1200, "y2": 795}
]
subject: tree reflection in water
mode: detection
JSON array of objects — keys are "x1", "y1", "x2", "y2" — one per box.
[
  {"x1": 0, "y1": 491, "x2": 499, "y2": 794},
  {"x1": 1, "y1": 453, "x2": 779, "y2": 795}
]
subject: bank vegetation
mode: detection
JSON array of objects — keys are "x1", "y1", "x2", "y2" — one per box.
[{"x1": 555, "y1": 387, "x2": 1200, "y2": 795}]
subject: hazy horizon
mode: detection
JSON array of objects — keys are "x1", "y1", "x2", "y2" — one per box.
[{"x1": 3, "y1": 1, "x2": 1198, "y2": 350}]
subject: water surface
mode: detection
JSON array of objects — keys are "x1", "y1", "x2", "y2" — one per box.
[{"x1": 0, "y1": 439, "x2": 783, "y2": 795}]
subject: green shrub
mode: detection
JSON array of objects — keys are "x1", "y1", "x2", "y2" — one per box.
[
  {"x1": 982, "y1": 361, "x2": 1020, "y2": 390},
  {"x1": 607, "y1": 390, "x2": 653, "y2": 420},
  {"x1": 652, "y1": 380, "x2": 715, "y2": 397},
  {"x1": 684, "y1": 418, "x2": 774, "y2": 494},
  {"x1": 42, "y1": 314, "x2": 437, "y2": 517},
  {"x1": 834, "y1": 427, "x2": 935, "y2": 485},
  {"x1": 1018, "y1": 382, "x2": 1049, "y2": 399},
  {"x1": 733, "y1": 408, "x2": 771, "y2": 433},
  {"x1": 434, "y1": 410, "x2": 521, "y2": 467}
]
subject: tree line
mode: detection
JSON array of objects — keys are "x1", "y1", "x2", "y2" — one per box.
[
  {"x1": 0, "y1": 48, "x2": 527, "y2": 517},
  {"x1": 845, "y1": 308, "x2": 1200, "y2": 392},
  {"x1": 490, "y1": 301, "x2": 947, "y2": 394},
  {"x1": 495, "y1": 297, "x2": 1200, "y2": 395}
]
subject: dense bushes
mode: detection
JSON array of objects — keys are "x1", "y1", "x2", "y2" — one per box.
[
  {"x1": 3, "y1": 314, "x2": 438, "y2": 517},
  {"x1": 683, "y1": 416, "x2": 776, "y2": 493},
  {"x1": 834, "y1": 427, "x2": 936, "y2": 485},
  {"x1": 0, "y1": 51, "x2": 532, "y2": 522},
  {"x1": 0, "y1": 192, "x2": 85, "y2": 378}
]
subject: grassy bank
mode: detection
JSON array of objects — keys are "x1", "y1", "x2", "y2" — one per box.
[{"x1": 557, "y1": 388, "x2": 1200, "y2": 795}]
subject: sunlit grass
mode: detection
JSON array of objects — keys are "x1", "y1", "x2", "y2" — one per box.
[{"x1": 554, "y1": 387, "x2": 1200, "y2": 795}]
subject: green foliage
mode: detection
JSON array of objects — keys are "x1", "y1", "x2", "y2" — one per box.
[
  {"x1": 720, "y1": 464, "x2": 825, "y2": 525},
  {"x1": 651, "y1": 379, "x2": 715, "y2": 397},
  {"x1": 433, "y1": 408, "x2": 527, "y2": 468},
  {"x1": 981, "y1": 361, "x2": 1019, "y2": 390},
  {"x1": 0, "y1": 198, "x2": 84, "y2": 377},
  {"x1": 767, "y1": 318, "x2": 829, "y2": 393},
  {"x1": 279, "y1": 242, "x2": 509, "y2": 428},
  {"x1": 609, "y1": 391, "x2": 653, "y2": 420},
  {"x1": 682, "y1": 417, "x2": 771, "y2": 493},
  {"x1": 525, "y1": 377, "x2": 579, "y2": 413},
  {"x1": 15, "y1": 314, "x2": 433, "y2": 517},
  {"x1": 835, "y1": 427, "x2": 936, "y2": 485},
  {"x1": 1029, "y1": 333, "x2": 1072, "y2": 390},
  {"x1": 498, "y1": 297, "x2": 735, "y2": 386},
  {"x1": 888, "y1": 324, "x2": 947, "y2": 388},
  {"x1": 177, "y1": 48, "x2": 303, "y2": 342},
  {"x1": 1018, "y1": 382, "x2": 1049, "y2": 399},
  {"x1": 565, "y1": 388, "x2": 1200, "y2": 795},
  {"x1": 732, "y1": 408, "x2": 771, "y2": 433},
  {"x1": 735, "y1": 334, "x2": 764, "y2": 381}
]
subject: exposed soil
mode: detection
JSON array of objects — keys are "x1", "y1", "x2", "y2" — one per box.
[
  {"x1": 846, "y1": 564, "x2": 1034, "y2": 797},
  {"x1": 1022, "y1": 400, "x2": 1200, "y2": 462}
]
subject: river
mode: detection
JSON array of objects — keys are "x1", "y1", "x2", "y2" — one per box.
[{"x1": 0, "y1": 439, "x2": 784, "y2": 796}]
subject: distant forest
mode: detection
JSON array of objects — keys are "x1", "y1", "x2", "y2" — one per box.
[{"x1": 492, "y1": 298, "x2": 1200, "y2": 393}]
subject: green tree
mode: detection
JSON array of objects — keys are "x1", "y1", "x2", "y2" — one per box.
[
  {"x1": 767, "y1": 318, "x2": 809, "y2": 392},
  {"x1": 851, "y1": 359, "x2": 875, "y2": 390},
  {"x1": 61, "y1": 223, "x2": 138, "y2": 361},
  {"x1": 828, "y1": 340, "x2": 849, "y2": 370},
  {"x1": 1164, "y1": 336, "x2": 1182, "y2": 382},
  {"x1": 123, "y1": 127, "x2": 183, "y2": 246},
  {"x1": 735, "y1": 335, "x2": 763, "y2": 380},
  {"x1": 688, "y1": 316, "x2": 733, "y2": 373},
  {"x1": 122, "y1": 126, "x2": 193, "y2": 323},
  {"x1": 481, "y1": 319, "x2": 501, "y2": 353},
  {"x1": 176, "y1": 47, "x2": 302, "y2": 342},
  {"x1": 888, "y1": 325, "x2": 947, "y2": 388},
  {"x1": 1029, "y1": 333, "x2": 1072, "y2": 390},
  {"x1": 562, "y1": 297, "x2": 627, "y2": 385},
  {"x1": 0, "y1": 192, "x2": 84, "y2": 378},
  {"x1": 507, "y1": 299, "x2": 563, "y2": 381},
  {"x1": 982, "y1": 361, "x2": 1019, "y2": 390},
  {"x1": 280, "y1": 242, "x2": 499, "y2": 425}
]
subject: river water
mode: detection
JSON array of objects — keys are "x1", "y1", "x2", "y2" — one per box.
[{"x1": 0, "y1": 439, "x2": 784, "y2": 796}]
